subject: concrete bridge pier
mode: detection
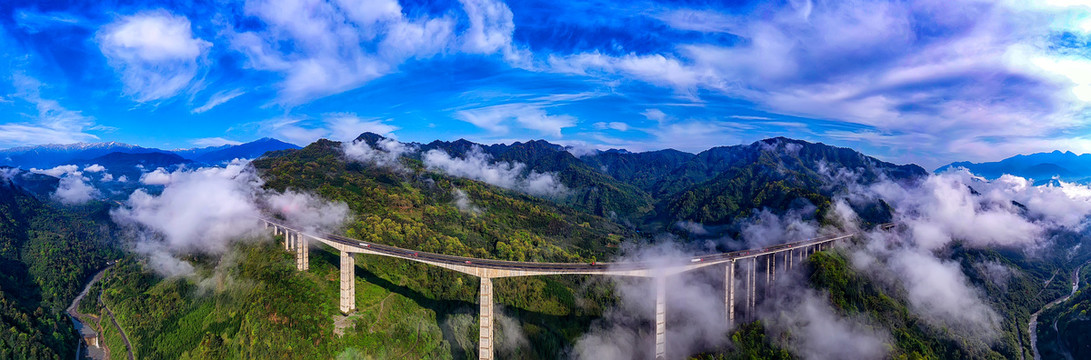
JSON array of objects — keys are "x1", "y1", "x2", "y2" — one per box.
[
  {"x1": 749, "y1": 258, "x2": 756, "y2": 321},
  {"x1": 284, "y1": 230, "x2": 292, "y2": 251},
  {"x1": 725, "y1": 260, "x2": 735, "y2": 326},
  {"x1": 787, "y1": 249, "x2": 793, "y2": 271},
  {"x1": 339, "y1": 251, "x2": 355, "y2": 314},
  {"x1": 771, "y1": 252, "x2": 777, "y2": 283},
  {"x1": 296, "y1": 233, "x2": 309, "y2": 271},
  {"x1": 479, "y1": 277, "x2": 494, "y2": 360},
  {"x1": 765, "y1": 255, "x2": 771, "y2": 287},
  {"x1": 655, "y1": 275, "x2": 667, "y2": 360}
]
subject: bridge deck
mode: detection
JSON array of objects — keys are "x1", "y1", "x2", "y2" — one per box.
[{"x1": 263, "y1": 219, "x2": 858, "y2": 278}]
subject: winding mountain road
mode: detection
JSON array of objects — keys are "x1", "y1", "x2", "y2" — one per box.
[{"x1": 1030, "y1": 263, "x2": 1085, "y2": 360}]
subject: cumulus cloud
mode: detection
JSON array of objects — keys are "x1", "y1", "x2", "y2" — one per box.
[
  {"x1": 422, "y1": 147, "x2": 568, "y2": 197},
  {"x1": 53, "y1": 174, "x2": 99, "y2": 205},
  {"x1": 30, "y1": 164, "x2": 80, "y2": 177},
  {"x1": 111, "y1": 160, "x2": 349, "y2": 276},
  {"x1": 140, "y1": 167, "x2": 172, "y2": 185},
  {"x1": 341, "y1": 137, "x2": 409, "y2": 170},
  {"x1": 229, "y1": 0, "x2": 458, "y2": 103},
  {"x1": 83, "y1": 164, "x2": 105, "y2": 172},
  {"x1": 97, "y1": 11, "x2": 210, "y2": 102}
]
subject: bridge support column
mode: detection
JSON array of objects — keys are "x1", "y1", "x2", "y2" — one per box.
[
  {"x1": 788, "y1": 249, "x2": 793, "y2": 271},
  {"x1": 296, "y1": 233, "x2": 309, "y2": 271},
  {"x1": 765, "y1": 255, "x2": 771, "y2": 288},
  {"x1": 284, "y1": 230, "x2": 292, "y2": 251},
  {"x1": 339, "y1": 251, "x2": 355, "y2": 314},
  {"x1": 749, "y1": 258, "x2": 756, "y2": 321},
  {"x1": 655, "y1": 275, "x2": 667, "y2": 360},
  {"x1": 479, "y1": 277, "x2": 494, "y2": 360},
  {"x1": 771, "y1": 253, "x2": 776, "y2": 283},
  {"x1": 726, "y1": 260, "x2": 735, "y2": 326}
]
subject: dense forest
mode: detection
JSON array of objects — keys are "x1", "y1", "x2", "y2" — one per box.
[{"x1": 0, "y1": 180, "x2": 117, "y2": 359}]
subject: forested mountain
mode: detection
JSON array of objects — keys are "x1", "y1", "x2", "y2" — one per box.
[
  {"x1": 360, "y1": 133, "x2": 925, "y2": 235},
  {"x1": 0, "y1": 180, "x2": 115, "y2": 359}
]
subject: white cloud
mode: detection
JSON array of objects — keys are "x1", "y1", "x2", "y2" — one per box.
[
  {"x1": 141, "y1": 167, "x2": 172, "y2": 185},
  {"x1": 593, "y1": 122, "x2": 630, "y2": 131},
  {"x1": 112, "y1": 161, "x2": 349, "y2": 276},
  {"x1": 452, "y1": 188, "x2": 482, "y2": 214},
  {"x1": 641, "y1": 108, "x2": 669, "y2": 123},
  {"x1": 341, "y1": 136, "x2": 409, "y2": 169},
  {"x1": 30, "y1": 164, "x2": 80, "y2": 177},
  {"x1": 422, "y1": 147, "x2": 568, "y2": 197},
  {"x1": 97, "y1": 11, "x2": 210, "y2": 102},
  {"x1": 53, "y1": 174, "x2": 99, "y2": 205},
  {"x1": 229, "y1": 0, "x2": 455, "y2": 103},
  {"x1": 192, "y1": 89, "x2": 245, "y2": 113},
  {"x1": 459, "y1": 0, "x2": 514, "y2": 54},
  {"x1": 0, "y1": 75, "x2": 99, "y2": 148},
  {"x1": 325, "y1": 113, "x2": 400, "y2": 141},
  {"x1": 548, "y1": 1, "x2": 1091, "y2": 166},
  {"x1": 456, "y1": 104, "x2": 576, "y2": 137},
  {"x1": 29, "y1": 164, "x2": 100, "y2": 205}
]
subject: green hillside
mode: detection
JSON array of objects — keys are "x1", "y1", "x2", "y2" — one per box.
[{"x1": 0, "y1": 181, "x2": 116, "y2": 359}]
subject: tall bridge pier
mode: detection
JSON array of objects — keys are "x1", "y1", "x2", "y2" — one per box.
[
  {"x1": 263, "y1": 220, "x2": 857, "y2": 360},
  {"x1": 340, "y1": 251, "x2": 355, "y2": 314},
  {"x1": 479, "y1": 278, "x2": 494, "y2": 360}
]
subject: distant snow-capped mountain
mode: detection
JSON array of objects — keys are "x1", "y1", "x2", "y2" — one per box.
[{"x1": 0, "y1": 142, "x2": 164, "y2": 169}]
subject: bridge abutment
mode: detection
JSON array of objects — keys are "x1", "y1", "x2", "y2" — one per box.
[
  {"x1": 479, "y1": 277, "x2": 494, "y2": 360},
  {"x1": 340, "y1": 251, "x2": 355, "y2": 314}
]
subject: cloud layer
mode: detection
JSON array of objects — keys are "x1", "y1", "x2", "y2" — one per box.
[
  {"x1": 111, "y1": 160, "x2": 350, "y2": 276},
  {"x1": 422, "y1": 147, "x2": 568, "y2": 197}
]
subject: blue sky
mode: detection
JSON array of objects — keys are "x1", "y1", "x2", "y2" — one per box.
[{"x1": 1, "y1": 0, "x2": 1090, "y2": 168}]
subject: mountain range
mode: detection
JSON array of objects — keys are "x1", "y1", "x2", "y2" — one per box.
[
  {"x1": 0, "y1": 138, "x2": 299, "y2": 170},
  {"x1": 342, "y1": 133, "x2": 927, "y2": 236},
  {"x1": 937, "y1": 150, "x2": 1091, "y2": 183}
]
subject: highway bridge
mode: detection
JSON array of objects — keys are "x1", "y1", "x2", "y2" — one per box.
[{"x1": 263, "y1": 218, "x2": 875, "y2": 360}]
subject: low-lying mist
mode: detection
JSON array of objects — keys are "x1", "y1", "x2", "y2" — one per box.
[
  {"x1": 110, "y1": 160, "x2": 350, "y2": 277},
  {"x1": 573, "y1": 167, "x2": 1091, "y2": 359}
]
